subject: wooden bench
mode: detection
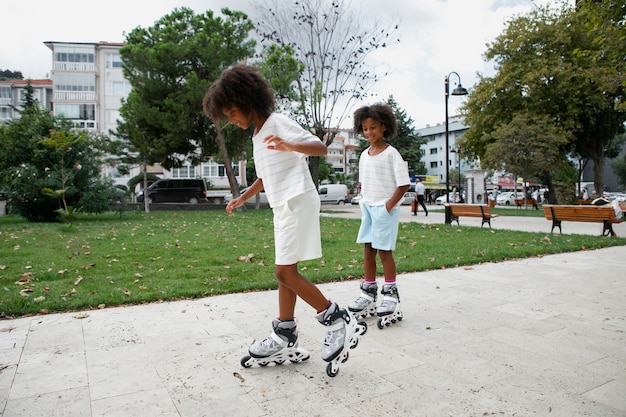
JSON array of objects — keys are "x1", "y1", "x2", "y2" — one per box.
[
  {"x1": 514, "y1": 198, "x2": 538, "y2": 210},
  {"x1": 543, "y1": 204, "x2": 624, "y2": 237},
  {"x1": 447, "y1": 204, "x2": 499, "y2": 228}
]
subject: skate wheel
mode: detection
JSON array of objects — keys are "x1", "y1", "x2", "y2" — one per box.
[
  {"x1": 341, "y1": 351, "x2": 349, "y2": 363},
  {"x1": 397, "y1": 315, "x2": 403, "y2": 321},
  {"x1": 274, "y1": 359, "x2": 285, "y2": 365},
  {"x1": 240, "y1": 355, "x2": 252, "y2": 368},
  {"x1": 358, "y1": 321, "x2": 368, "y2": 335},
  {"x1": 377, "y1": 318, "x2": 384, "y2": 329},
  {"x1": 326, "y1": 362, "x2": 339, "y2": 377},
  {"x1": 350, "y1": 338, "x2": 359, "y2": 349}
]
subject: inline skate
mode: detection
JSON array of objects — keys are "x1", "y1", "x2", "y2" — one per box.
[
  {"x1": 348, "y1": 281, "x2": 378, "y2": 319},
  {"x1": 317, "y1": 302, "x2": 368, "y2": 377},
  {"x1": 376, "y1": 283, "x2": 403, "y2": 329},
  {"x1": 240, "y1": 319, "x2": 310, "y2": 368}
]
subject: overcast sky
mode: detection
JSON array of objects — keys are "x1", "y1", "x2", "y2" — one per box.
[{"x1": 2, "y1": 0, "x2": 572, "y2": 128}]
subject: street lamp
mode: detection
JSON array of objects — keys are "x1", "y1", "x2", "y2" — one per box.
[
  {"x1": 445, "y1": 72, "x2": 468, "y2": 225},
  {"x1": 451, "y1": 147, "x2": 462, "y2": 199}
]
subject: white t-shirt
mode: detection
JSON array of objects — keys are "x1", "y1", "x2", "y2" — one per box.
[
  {"x1": 253, "y1": 113, "x2": 320, "y2": 207},
  {"x1": 358, "y1": 145, "x2": 410, "y2": 207},
  {"x1": 415, "y1": 182, "x2": 425, "y2": 196}
]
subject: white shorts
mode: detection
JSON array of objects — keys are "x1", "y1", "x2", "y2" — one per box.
[
  {"x1": 273, "y1": 189, "x2": 322, "y2": 265},
  {"x1": 356, "y1": 203, "x2": 400, "y2": 251}
]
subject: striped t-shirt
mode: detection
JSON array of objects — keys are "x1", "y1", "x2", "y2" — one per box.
[
  {"x1": 359, "y1": 145, "x2": 410, "y2": 207},
  {"x1": 253, "y1": 113, "x2": 320, "y2": 208}
]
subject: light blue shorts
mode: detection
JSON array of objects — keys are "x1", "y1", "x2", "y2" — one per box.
[
  {"x1": 356, "y1": 203, "x2": 400, "y2": 251},
  {"x1": 273, "y1": 189, "x2": 322, "y2": 265}
]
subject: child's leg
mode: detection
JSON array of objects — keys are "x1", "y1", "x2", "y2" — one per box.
[
  {"x1": 363, "y1": 243, "x2": 378, "y2": 280},
  {"x1": 378, "y1": 249, "x2": 396, "y2": 283},
  {"x1": 276, "y1": 264, "x2": 329, "y2": 316}
]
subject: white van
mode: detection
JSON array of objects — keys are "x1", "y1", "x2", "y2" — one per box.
[{"x1": 318, "y1": 184, "x2": 348, "y2": 205}]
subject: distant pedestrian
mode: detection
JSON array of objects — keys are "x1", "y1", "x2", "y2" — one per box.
[{"x1": 413, "y1": 179, "x2": 428, "y2": 216}]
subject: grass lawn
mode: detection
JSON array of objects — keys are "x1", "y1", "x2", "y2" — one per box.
[{"x1": 1, "y1": 209, "x2": 624, "y2": 318}]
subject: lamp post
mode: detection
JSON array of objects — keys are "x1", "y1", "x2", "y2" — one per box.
[
  {"x1": 451, "y1": 148, "x2": 462, "y2": 200},
  {"x1": 444, "y1": 72, "x2": 468, "y2": 225}
]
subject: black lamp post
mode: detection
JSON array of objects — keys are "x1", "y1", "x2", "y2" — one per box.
[{"x1": 444, "y1": 72, "x2": 468, "y2": 225}]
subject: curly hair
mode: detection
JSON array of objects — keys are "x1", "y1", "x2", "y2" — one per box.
[
  {"x1": 203, "y1": 64, "x2": 275, "y2": 122},
  {"x1": 353, "y1": 104, "x2": 397, "y2": 139}
]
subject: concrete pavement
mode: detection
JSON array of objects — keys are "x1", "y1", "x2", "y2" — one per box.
[{"x1": 1, "y1": 208, "x2": 625, "y2": 417}]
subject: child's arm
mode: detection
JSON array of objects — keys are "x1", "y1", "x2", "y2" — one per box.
[
  {"x1": 263, "y1": 135, "x2": 327, "y2": 156},
  {"x1": 226, "y1": 178, "x2": 264, "y2": 215},
  {"x1": 386, "y1": 184, "x2": 411, "y2": 213}
]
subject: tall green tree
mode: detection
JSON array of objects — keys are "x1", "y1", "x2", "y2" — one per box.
[
  {"x1": 386, "y1": 96, "x2": 426, "y2": 177},
  {"x1": 115, "y1": 7, "x2": 255, "y2": 194},
  {"x1": 253, "y1": 0, "x2": 399, "y2": 185},
  {"x1": 460, "y1": 1, "x2": 626, "y2": 201}
]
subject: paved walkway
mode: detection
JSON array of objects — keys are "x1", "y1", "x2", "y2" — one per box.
[{"x1": 1, "y1": 209, "x2": 625, "y2": 417}]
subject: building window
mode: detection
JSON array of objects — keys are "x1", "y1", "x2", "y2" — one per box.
[
  {"x1": 201, "y1": 160, "x2": 239, "y2": 178},
  {"x1": 430, "y1": 148, "x2": 437, "y2": 154},
  {"x1": 106, "y1": 53, "x2": 123, "y2": 68},
  {"x1": 110, "y1": 81, "x2": 131, "y2": 96},
  {"x1": 172, "y1": 166, "x2": 196, "y2": 178},
  {"x1": 430, "y1": 161, "x2": 438, "y2": 168},
  {"x1": 55, "y1": 74, "x2": 96, "y2": 92}
]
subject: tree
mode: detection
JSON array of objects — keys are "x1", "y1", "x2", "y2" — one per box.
[
  {"x1": 460, "y1": 1, "x2": 626, "y2": 202},
  {"x1": 253, "y1": 0, "x2": 399, "y2": 185},
  {"x1": 115, "y1": 7, "x2": 256, "y2": 197},
  {"x1": 481, "y1": 113, "x2": 571, "y2": 203},
  {"x1": 385, "y1": 96, "x2": 426, "y2": 177},
  {"x1": 0, "y1": 87, "x2": 117, "y2": 221}
]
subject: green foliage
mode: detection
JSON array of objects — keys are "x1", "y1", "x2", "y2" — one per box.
[
  {"x1": 386, "y1": 96, "x2": 427, "y2": 176},
  {"x1": 1, "y1": 209, "x2": 624, "y2": 317},
  {"x1": 461, "y1": 0, "x2": 626, "y2": 200},
  {"x1": 0, "y1": 91, "x2": 119, "y2": 222},
  {"x1": 116, "y1": 7, "x2": 256, "y2": 170}
]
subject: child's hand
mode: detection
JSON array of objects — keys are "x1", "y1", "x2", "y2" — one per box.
[
  {"x1": 226, "y1": 197, "x2": 244, "y2": 215},
  {"x1": 263, "y1": 135, "x2": 293, "y2": 152}
]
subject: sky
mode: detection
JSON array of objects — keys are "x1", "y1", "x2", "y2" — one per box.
[{"x1": 2, "y1": 0, "x2": 573, "y2": 128}]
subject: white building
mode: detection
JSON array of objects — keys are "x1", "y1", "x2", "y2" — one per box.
[
  {"x1": 0, "y1": 79, "x2": 53, "y2": 123},
  {"x1": 43, "y1": 40, "x2": 245, "y2": 194}
]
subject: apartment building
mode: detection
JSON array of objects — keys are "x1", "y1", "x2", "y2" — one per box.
[
  {"x1": 0, "y1": 79, "x2": 53, "y2": 123},
  {"x1": 416, "y1": 115, "x2": 478, "y2": 183},
  {"x1": 326, "y1": 128, "x2": 360, "y2": 178},
  {"x1": 42, "y1": 41, "x2": 244, "y2": 193}
]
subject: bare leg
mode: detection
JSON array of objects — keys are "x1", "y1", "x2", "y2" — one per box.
[
  {"x1": 275, "y1": 264, "x2": 329, "y2": 317},
  {"x1": 378, "y1": 250, "x2": 396, "y2": 282},
  {"x1": 363, "y1": 243, "x2": 378, "y2": 280}
]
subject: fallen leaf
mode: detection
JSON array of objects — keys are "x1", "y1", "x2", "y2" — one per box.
[
  {"x1": 74, "y1": 276, "x2": 84, "y2": 286},
  {"x1": 73, "y1": 313, "x2": 89, "y2": 319}
]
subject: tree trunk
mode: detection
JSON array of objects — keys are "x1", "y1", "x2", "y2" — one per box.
[{"x1": 215, "y1": 125, "x2": 240, "y2": 198}]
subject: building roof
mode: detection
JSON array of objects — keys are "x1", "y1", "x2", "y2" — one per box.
[{"x1": 0, "y1": 79, "x2": 52, "y2": 86}]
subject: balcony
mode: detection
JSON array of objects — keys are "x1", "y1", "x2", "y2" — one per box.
[{"x1": 54, "y1": 91, "x2": 97, "y2": 102}]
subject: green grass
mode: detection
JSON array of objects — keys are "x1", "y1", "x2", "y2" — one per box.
[{"x1": 1, "y1": 209, "x2": 624, "y2": 318}]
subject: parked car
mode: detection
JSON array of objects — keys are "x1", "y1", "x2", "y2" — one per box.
[
  {"x1": 435, "y1": 192, "x2": 463, "y2": 205},
  {"x1": 136, "y1": 179, "x2": 207, "y2": 204},
  {"x1": 318, "y1": 184, "x2": 349, "y2": 204},
  {"x1": 401, "y1": 192, "x2": 415, "y2": 205},
  {"x1": 350, "y1": 194, "x2": 363, "y2": 205},
  {"x1": 224, "y1": 187, "x2": 269, "y2": 207},
  {"x1": 496, "y1": 191, "x2": 523, "y2": 206}
]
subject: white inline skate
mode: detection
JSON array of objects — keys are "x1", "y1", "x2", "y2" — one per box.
[
  {"x1": 317, "y1": 302, "x2": 368, "y2": 377},
  {"x1": 240, "y1": 319, "x2": 310, "y2": 368},
  {"x1": 376, "y1": 283, "x2": 403, "y2": 329},
  {"x1": 348, "y1": 281, "x2": 378, "y2": 319}
]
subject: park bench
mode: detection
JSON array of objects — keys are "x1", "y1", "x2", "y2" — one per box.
[
  {"x1": 514, "y1": 198, "x2": 538, "y2": 210},
  {"x1": 448, "y1": 204, "x2": 498, "y2": 228},
  {"x1": 543, "y1": 204, "x2": 624, "y2": 237}
]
